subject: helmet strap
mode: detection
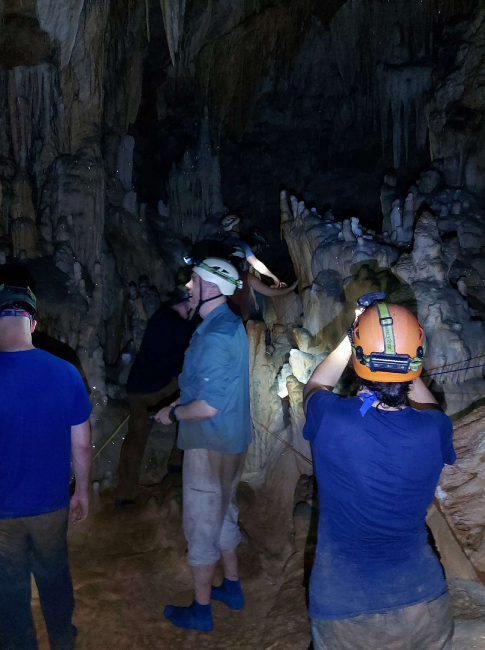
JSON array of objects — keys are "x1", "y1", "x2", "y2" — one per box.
[
  {"x1": 194, "y1": 282, "x2": 223, "y2": 318},
  {"x1": 375, "y1": 302, "x2": 396, "y2": 355}
]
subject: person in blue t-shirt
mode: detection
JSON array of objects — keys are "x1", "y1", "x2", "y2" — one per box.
[
  {"x1": 0, "y1": 274, "x2": 92, "y2": 650},
  {"x1": 303, "y1": 298, "x2": 455, "y2": 650}
]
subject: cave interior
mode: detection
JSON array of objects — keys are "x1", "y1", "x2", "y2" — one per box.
[{"x1": 2, "y1": 0, "x2": 485, "y2": 648}]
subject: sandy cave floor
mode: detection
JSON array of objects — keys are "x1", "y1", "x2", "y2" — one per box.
[
  {"x1": 31, "y1": 479, "x2": 310, "y2": 650},
  {"x1": 30, "y1": 479, "x2": 485, "y2": 650}
]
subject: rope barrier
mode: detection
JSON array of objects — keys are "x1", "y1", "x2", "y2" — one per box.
[
  {"x1": 251, "y1": 417, "x2": 313, "y2": 466},
  {"x1": 423, "y1": 362, "x2": 485, "y2": 378},
  {"x1": 92, "y1": 415, "x2": 129, "y2": 462},
  {"x1": 86, "y1": 352, "x2": 485, "y2": 467},
  {"x1": 422, "y1": 353, "x2": 485, "y2": 376}
]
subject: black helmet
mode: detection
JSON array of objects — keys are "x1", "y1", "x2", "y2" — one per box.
[
  {"x1": 0, "y1": 283, "x2": 37, "y2": 316},
  {"x1": 166, "y1": 285, "x2": 191, "y2": 307}
]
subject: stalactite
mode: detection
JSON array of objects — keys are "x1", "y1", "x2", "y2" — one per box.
[
  {"x1": 36, "y1": 0, "x2": 85, "y2": 68},
  {"x1": 145, "y1": 0, "x2": 150, "y2": 42},
  {"x1": 167, "y1": 107, "x2": 223, "y2": 241},
  {"x1": 160, "y1": 0, "x2": 187, "y2": 66},
  {"x1": 329, "y1": 0, "x2": 475, "y2": 169},
  {"x1": 379, "y1": 64, "x2": 432, "y2": 169}
]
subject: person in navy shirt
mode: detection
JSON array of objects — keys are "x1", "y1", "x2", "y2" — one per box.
[
  {"x1": 0, "y1": 273, "x2": 92, "y2": 650},
  {"x1": 303, "y1": 299, "x2": 455, "y2": 650}
]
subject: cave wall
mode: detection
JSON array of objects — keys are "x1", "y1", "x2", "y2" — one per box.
[
  {"x1": 149, "y1": 0, "x2": 477, "y2": 239},
  {"x1": 1, "y1": 0, "x2": 485, "y2": 488},
  {"x1": 0, "y1": 0, "x2": 184, "y2": 467}
]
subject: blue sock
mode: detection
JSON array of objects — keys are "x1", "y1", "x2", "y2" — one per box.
[
  {"x1": 211, "y1": 578, "x2": 245, "y2": 610},
  {"x1": 164, "y1": 600, "x2": 213, "y2": 632}
]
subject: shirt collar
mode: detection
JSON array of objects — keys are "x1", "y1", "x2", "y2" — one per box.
[{"x1": 195, "y1": 302, "x2": 230, "y2": 337}]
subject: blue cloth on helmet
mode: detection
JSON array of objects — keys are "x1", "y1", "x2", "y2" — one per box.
[
  {"x1": 0, "y1": 349, "x2": 92, "y2": 519},
  {"x1": 358, "y1": 391, "x2": 379, "y2": 416},
  {"x1": 303, "y1": 390, "x2": 455, "y2": 620}
]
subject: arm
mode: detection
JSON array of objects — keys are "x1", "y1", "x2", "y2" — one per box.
[
  {"x1": 247, "y1": 254, "x2": 285, "y2": 288},
  {"x1": 154, "y1": 399, "x2": 217, "y2": 424},
  {"x1": 408, "y1": 377, "x2": 442, "y2": 411},
  {"x1": 303, "y1": 336, "x2": 352, "y2": 414},
  {"x1": 247, "y1": 274, "x2": 297, "y2": 296},
  {"x1": 70, "y1": 419, "x2": 92, "y2": 523}
]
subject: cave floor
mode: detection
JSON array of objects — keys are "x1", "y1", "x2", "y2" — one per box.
[
  {"x1": 31, "y1": 479, "x2": 310, "y2": 650},
  {"x1": 30, "y1": 480, "x2": 485, "y2": 650}
]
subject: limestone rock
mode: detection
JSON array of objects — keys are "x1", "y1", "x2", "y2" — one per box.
[{"x1": 438, "y1": 406, "x2": 485, "y2": 573}]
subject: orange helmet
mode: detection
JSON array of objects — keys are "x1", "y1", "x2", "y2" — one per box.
[{"x1": 350, "y1": 302, "x2": 426, "y2": 382}]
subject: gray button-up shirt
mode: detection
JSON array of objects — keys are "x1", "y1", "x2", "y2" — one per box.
[{"x1": 177, "y1": 303, "x2": 251, "y2": 454}]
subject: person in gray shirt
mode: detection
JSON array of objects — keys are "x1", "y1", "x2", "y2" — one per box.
[{"x1": 154, "y1": 257, "x2": 251, "y2": 632}]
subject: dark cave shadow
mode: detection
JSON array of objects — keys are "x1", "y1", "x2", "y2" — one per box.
[{"x1": 32, "y1": 331, "x2": 90, "y2": 395}]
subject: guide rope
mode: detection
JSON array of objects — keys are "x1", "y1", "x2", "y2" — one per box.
[
  {"x1": 92, "y1": 414, "x2": 129, "y2": 462},
  {"x1": 421, "y1": 354, "x2": 485, "y2": 378},
  {"x1": 251, "y1": 416, "x2": 313, "y2": 466},
  {"x1": 88, "y1": 356, "x2": 485, "y2": 466}
]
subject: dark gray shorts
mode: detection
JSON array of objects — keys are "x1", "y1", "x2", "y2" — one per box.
[{"x1": 312, "y1": 591, "x2": 454, "y2": 650}]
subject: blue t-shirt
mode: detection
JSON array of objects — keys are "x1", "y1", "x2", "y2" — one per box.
[
  {"x1": 0, "y1": 349, "x2": 92, "y2": 519},
  {"x1": 178, "y1": 303, "x2": 252, "y2": 454},
  {"x1": 223, "y1": 235, "x2": 253, "y2": 259},
  {"x1": 304, "y1": 390, "x2": 455, "y2": 620}
]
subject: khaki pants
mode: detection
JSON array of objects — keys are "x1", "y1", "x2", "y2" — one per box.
[
  {"x1": 183, "y1": 448, "x2": 245, "y2": 566},
  {"x1": 117, "y1": 384, "x2": 177, "y2": 501},
  {"x1": 311, "y1": 591, "x2": 454, "y2": 650}
]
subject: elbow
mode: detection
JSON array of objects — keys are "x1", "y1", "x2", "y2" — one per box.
[
  {"x1": 201, "y1": 400, "x2": 218, "y2": 419},
  {"x1": 71, "y1": 442, "x2": 92, "y2": 462}
]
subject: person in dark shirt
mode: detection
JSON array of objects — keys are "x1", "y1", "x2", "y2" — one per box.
[
  {"x1": 303, "y1": 299, "x2": 455, "y2": 650},
  {"x1": 115, "y1": 286, "x2": 194, "y2": 506}
]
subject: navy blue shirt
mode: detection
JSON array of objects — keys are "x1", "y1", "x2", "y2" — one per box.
[
  {"x1": 304, "y1": 390, "x2": 455, "y2": 620},
  {"x1": 178, "y1": 303, "x2": 251, "y2": 454},
  {"x1": 0, "y1": 349, "x2": 92, "y2": 518},
  {"x1": 126, "y1": 305, "x2": 192, "y2": 395},
  {"x1": 223, "y1": 235, "x2": 253, "y2": 259}
]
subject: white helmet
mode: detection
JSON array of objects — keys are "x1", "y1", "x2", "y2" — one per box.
[
  {"x1": 193, "y1": 258, "x2": 242, "y2": 296},
  {"x1": 221, "y1": 214, "x2": 240, "y2": 231}
]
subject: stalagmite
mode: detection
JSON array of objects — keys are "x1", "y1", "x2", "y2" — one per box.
[
  {"x1": 402, "y1": 191, "x2": 415, "y2": 243},
  {"x1": 350, "y1": 217, "x2": 362, "y2": 238},
  {"x1": 245, "y1": 320, "x2": 284, "y2": 477},
  {"x1": 342, "y1": 218, "x2": 355, "y2": 242},
  {"x1": 389, "y1": 199, "x2": 403, "y2": 243}
]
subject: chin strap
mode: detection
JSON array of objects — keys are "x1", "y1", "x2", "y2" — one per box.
[{"x1": 193, "y1": 292, "x2": 223, "y2": 318}]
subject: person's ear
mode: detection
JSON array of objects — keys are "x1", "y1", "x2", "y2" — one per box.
[{"x1": 30, "y1": 319, "x2": 37, "y2": 334}]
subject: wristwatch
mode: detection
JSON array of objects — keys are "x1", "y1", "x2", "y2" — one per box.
[{"x1": 169, "y1": 405, "x2": 180, "y2": 424}]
